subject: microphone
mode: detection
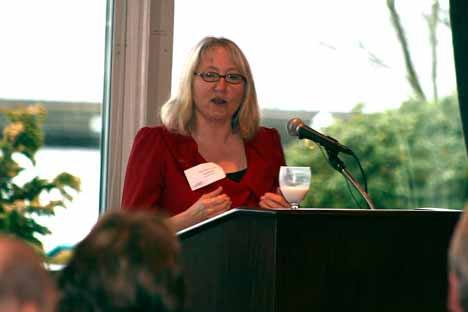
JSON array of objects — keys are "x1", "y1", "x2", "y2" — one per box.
[{"x1": 287, "y1": 118, "x2": 353, "y2": 155}]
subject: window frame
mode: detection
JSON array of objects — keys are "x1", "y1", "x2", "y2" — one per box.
[{"x1": 104, "y1": 0, "x2": 174, "y2": 211}]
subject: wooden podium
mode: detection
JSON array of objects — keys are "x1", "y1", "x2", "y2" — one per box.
[{"x1": 178, "y1": 208, "x2": 460, "y2": 312}]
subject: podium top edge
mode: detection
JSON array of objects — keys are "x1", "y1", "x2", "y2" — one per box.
[{"x1": 177, "y1": 207, "x2": 461, "y2": 237}]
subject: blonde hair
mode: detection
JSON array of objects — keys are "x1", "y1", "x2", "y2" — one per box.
[{"x1": 161, "y1": 37, "x2": 260, "y2": 140}]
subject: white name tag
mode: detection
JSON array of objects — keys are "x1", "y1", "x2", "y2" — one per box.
[{"x1": 184, "y1": 162, "x2": 226, "y2": 191}]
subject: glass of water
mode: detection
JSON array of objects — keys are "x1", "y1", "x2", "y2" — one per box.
[{"x1": 279, "y1": 166, "x2": 311, "y2": 209}]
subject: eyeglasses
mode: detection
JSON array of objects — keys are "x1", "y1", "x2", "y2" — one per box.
[{"x1": 194, "y1": 72, "x2": 246, "y2": 84}]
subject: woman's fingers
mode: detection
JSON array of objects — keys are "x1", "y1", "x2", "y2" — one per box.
[
  {"x1": 203, "y1": 194, "x2": 231, "y2": 217},
  {"x1": 191, "y1": 188, "x2": 231, "y2": 220},
  {"x1": 260, "y1": 192, "x2": 290, "y2": 209},
  {"x1": 201, "y1": 186, "x2": 224, "y2": 199},
  {"x1": 259, "y1": 196, "x2": 277, "y2": 209}
]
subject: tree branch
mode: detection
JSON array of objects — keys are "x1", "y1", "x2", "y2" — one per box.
[{"x1": 387, "y1": 0, "x2": 427, "y2": 101}]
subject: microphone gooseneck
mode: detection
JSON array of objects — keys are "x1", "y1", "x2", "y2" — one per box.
[{"x1": 286, "y1": 117, "x2": 375, "y2": 209}]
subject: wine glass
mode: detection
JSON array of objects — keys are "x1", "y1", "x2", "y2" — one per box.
[{"x1": 279, "y1": 166, "x2": 311, "y2": 209}]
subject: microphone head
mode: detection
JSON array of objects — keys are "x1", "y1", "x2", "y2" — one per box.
[{"x1": 287, "y1": 118, "x2": 305, "y2": 136}]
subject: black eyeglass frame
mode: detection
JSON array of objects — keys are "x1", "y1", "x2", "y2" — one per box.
[{"x1": 193, "y1": 72, "x2": 246, "y2": 84}]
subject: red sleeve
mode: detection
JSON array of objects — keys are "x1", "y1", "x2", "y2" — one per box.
[
  {"x1": 121, "y1": 127, "x2": 164, "y2": 211},
  {"x1": 272, "y1": 128, "x2": 286, "y2": 165},
  {"x1": 270, "y1": 128, "x2": 286, "y2": 188},
  {"x1": 245, "y1": 127, "x2": 286, "y2": 196}
]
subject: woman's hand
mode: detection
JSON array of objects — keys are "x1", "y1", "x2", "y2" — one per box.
[
  {"x1": 171, "y1": 186, "x2": 231, "y2": 231},
  {"x1": 187, "y1": 186, "x2": 231, "y2": 222},
  {"x1": 259, "y1": 187, "x2": 290, "y2": 209}
]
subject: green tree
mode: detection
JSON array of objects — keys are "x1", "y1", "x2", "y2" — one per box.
[
  {"x1": 285, "y1": 95, "x2": 467, "y2": 209},
  {"x1": 284, "y1": 1, "x2": 466, "y2": 209}
]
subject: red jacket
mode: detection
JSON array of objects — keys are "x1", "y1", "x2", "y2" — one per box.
[{"x1": 122, "y1": 126, "x2": 285, "y2": 216}]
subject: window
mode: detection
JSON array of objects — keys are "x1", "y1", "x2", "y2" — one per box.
[
  {"x1": 172, "y1": 0, "x2": 466, "y2": 209},
  {"x1": 0, "y1": 1, "x2": 109, "y2": 252}
]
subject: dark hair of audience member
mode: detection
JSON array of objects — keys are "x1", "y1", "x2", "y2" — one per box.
[{"x1": 57, "y1": 210, "x2": 185, "y2": 312}]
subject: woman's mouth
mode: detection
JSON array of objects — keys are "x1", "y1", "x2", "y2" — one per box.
[{"x1": 211, "y1": 97, "x2": 227, "y2": 105}]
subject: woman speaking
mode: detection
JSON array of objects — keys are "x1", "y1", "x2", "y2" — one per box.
[{"x1": 122, "y1": 37, "x2": 289, "y2": 231}]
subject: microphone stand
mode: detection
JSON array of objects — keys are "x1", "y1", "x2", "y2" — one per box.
[{"x1": 325, "y1": 148, "x2": 376, "y2": 210}]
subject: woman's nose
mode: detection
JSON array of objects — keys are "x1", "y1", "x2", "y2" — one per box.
[{"x1": 214, "y1": 77, "x2": 228, "y2": 91}]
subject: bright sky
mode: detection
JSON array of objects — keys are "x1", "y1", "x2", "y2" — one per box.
[
  {"x1": 0, "y1": 0, "x2": 456, "y2": 113},
  {"x1": 0, "y1": 0, "x2": 107, "y2": 103},
  {"x1": 173, "y1": 0, "x2": 455, "y2": 112}
]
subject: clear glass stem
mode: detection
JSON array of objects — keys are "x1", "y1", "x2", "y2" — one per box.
[{"x1": 291, "y1": 203, "x2": 299, "y2": 210}]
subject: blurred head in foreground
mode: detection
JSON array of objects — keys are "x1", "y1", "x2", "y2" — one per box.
[
  {"x1": 58, "y1": 210, "x2": 185, "y2": 312},
  {"x1": 0, "y1": 235, "x2": 57, "y2": 312},
  {"x1": 449, "y1": 210, "x2": 468, "y2": 312}
]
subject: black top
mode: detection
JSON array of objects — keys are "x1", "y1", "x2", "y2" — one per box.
[{"x1": 226, "y1": 168, "x2": 247, "y2": 182}]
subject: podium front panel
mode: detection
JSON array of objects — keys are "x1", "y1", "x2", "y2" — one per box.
[
  {"x1": 179, "y1": 208, "x2": 460, "y2": 312},
  {"x1": 179, "y1": 210, "x2": 277, "y2": 312}
]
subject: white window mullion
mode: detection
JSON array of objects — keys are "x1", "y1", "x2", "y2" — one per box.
[{"x1": 104, "y1": 0, "x2": 173, "y2": 212}]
